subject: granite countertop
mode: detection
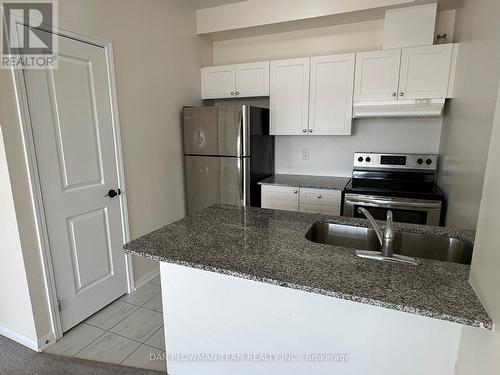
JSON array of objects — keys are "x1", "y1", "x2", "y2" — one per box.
[
  {"x1": 123, "y1": 205, "x2": 492, "y2": 330},
  {"x1": 258, "y1": 174, "x2": 351, "y2": 190}
]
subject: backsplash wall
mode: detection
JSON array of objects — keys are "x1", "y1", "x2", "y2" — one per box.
[
  {"x1": 215, "y1": 99, "x2": 443, "y2": 177},
  {"x1": 275, "y1": 118, "x2": 443, "y2": 177}
]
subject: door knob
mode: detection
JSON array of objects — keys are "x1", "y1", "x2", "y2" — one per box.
[{"x1": 105, "y1": 189, "x2": 121, "y2": 198}]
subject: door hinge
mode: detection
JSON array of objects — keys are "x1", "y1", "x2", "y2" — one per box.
[{"x1": 57, "y1": 300, "x2": 62, "y2": 312}]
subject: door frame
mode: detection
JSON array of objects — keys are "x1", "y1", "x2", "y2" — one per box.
[{"x1": 8, "y1": 20, "x2": 135, "y2": 342}]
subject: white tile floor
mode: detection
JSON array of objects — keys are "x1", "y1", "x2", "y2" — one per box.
[{"x1": 45, "y1": 275, "x2": 166, "y2": 372}]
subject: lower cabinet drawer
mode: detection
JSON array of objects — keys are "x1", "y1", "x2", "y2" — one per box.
[
  {"x1": 299, "y1": 188, "x2": 341, "y2": 206},
  {"x1": 299, "y1": 203, "x2": 340, "y2": 216}
]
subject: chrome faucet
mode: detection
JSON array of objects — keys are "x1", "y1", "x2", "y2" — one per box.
[
  {"x1": 355, "y1": 208, "x2": 420, "y2": 265},
  {"x1": 357, "y1": 207, "x2": 395, "y2": 257}
]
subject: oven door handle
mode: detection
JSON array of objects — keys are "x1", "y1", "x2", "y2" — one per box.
[{"x1": 345, "y1": 195, "x2": 442, "y2": 210}]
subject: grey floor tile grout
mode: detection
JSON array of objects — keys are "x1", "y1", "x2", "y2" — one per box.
[
  {"x1": 120, "y1": 291, "x2": 161, "y2": 308},
  {"x1": 57, "y1": 283, "x2": 165, "y2": 368},
  {"x1": 140, "y1": 305, "x2": 162, "y2": 314},
  {"x1": 84, "y1": 302, "x2": 140, "y2": 331},
  {"x1": 107, "y1": 329, "x2": 150, "y2": 345},
  {"x1": 144, "y1": 325, "x2": 165, "y2": 351},
  {"x1": 119, "y1": 344, "x2": 140, "y2": 365},
  {"x1": 71, "y1": 327, "x2": 108, "y2": 358}
]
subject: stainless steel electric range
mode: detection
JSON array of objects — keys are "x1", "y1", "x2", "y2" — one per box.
[{"x1": 343, "y1": 152, "x2": 444, "y2": 226}]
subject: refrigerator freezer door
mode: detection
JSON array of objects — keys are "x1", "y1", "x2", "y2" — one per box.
[
  {"x1": 185, "y1": 155, "x2": 250, "y2": 215},
  {"x1": 183, "y1": 106, "x2": 247, "y2": 157}
]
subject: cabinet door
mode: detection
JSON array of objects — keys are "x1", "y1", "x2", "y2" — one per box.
[
  {"x1": 270, "y1": 58, "x2": 310, "y2": 135},
  {"x1": 260, "y1": 185, "x2": 299, "y2": 212},
  {"x1": 235, "y1": 61, "x2": 269, "y2": 97},
  {"x1": 309, "y1": 54, "x2": 355, "y2": 135},
  {"x1": 398, "y1": 44, "x2": 453, "y2": 99},
  {"x1": 201, "y1": 65, "x2": 235, "y2": 99},
  {"x1": 354, "y1": 49, "x2": 401, "y2": 101}
]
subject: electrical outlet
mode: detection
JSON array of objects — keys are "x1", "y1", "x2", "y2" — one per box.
[{"x1": 302, "y1": 148, "x2": 310, "y2": 160}]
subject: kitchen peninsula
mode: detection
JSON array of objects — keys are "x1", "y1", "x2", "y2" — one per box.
[{"x1": 124, "y1": 205, "x2": 491, "y2": 375}]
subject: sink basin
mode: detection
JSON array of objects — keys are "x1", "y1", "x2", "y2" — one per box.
[{"x1": 305, "y1": 222, "x2": 473, "y2": 264}]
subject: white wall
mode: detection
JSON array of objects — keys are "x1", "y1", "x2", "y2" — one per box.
[
  {"x1": 0, "y1": 0, "x2": 211, "y2": 343},
  {"x1": 437, "y1": 0, "x2": 500, "y2": 229},
  {"x1": 455, "y1": 83, "x2": 500, "y2": 375},
  {"x1": 0, "y1": 126, "x2": 38, "y2": 345},
  {"x1": 213, "y1": 19, "x2": 385, "y2": 65},
  {"x1": 212, "y1": 17, "x2": 446, "y2": 178},
  {"x1": 197, "y1": 0, "x2": 413, "y2": 34},
  {"x1": 276, "y1": 119, "x2": 442, "y2": 176},
  {"x1": 58, "y1": 0, "x2": 212, "y2": 282}
]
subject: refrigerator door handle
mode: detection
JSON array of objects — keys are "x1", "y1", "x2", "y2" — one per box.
[
  {"x1": 241, "y1": 106, "x2": 250, "y2": 157},
  {"x1": 237, "y1": 157, "x2": 250, "y2": 206}
]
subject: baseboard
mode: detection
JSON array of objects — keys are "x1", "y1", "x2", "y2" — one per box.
[
  {"x1": 0, "y1": 325, "x2": 56, "y2": 352},
  {"x1": 133, "y1": 268, "x2": 160, "y2": 290},
  {"x1": 38, "y1": 331, "x2": 56, "y2": 351},
  {"x1": 0, "y1": 325, "x2": 37, "y2": 351}
]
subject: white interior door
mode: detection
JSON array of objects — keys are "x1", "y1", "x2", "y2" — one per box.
[{"x1": 23, "y1": 30, "x2": 128, "y2": 332}]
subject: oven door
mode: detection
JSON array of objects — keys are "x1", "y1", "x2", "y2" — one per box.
[{"x1": 343, "y1": 194, "x2": 442, "y2": 226}]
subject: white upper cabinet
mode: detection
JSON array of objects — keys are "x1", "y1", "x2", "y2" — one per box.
[
  {"x1": 354, "y1": 44, "x2": 454, "y2": 102},
  {"x1": 354, "y1": 49, "x2": 401, "y2": 101},
  {"x1": 235, "y1": 61, "x2": 270, "y2": 97},
  {"x1": 309, "y1": 53, "x2": 355, "y2": 135},
  {"x1": 398, "y1": 44, "x2": 453, "y2": 99},
  {"x1": 270, "y1": 57, "x2": 310, "y2": 135},
  {"x1": 201, "y1": 61, "x2": 269, "y2": 99},
  {"x1": 201, "y1": 65, "x2": 235, "y2": 99}
]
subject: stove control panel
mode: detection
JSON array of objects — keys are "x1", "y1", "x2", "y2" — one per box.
[{"x1": 353, "y1": 153, "x2": 438, "y2": 170}]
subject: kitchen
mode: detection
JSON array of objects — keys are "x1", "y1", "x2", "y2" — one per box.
[{"x1": 1, "y1": 1, "x2": 499, "y2": 374}]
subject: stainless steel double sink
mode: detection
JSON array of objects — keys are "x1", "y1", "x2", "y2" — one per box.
[{"x1": 305, "y1": 222, "x2": 473, "y2": 264}]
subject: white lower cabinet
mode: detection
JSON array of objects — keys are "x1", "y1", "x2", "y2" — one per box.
[
  {"x1": 261, "y1": 185, "x2": 341, "y2": 215},
  {"x1": 299, "y1": 188, "x2": 341, "y2": 215},
  {"x1": 260, "y1": 185, "x2": 299, "y2": 211}
]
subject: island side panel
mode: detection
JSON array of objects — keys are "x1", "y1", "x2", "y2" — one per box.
[{"x1": 160, "y1": 262, "x2": 461, "y2": 375}]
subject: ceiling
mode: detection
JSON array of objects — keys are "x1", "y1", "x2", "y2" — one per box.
[
  {"x1": 184, "y1": 0, "x2": 244, "y2": 10},
  {"x1": 187, "y1": 0, "x2": 458, "y2": 11}
]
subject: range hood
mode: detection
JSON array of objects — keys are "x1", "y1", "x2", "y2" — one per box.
[{"x1": 353, "y1": 99, "x2": 445, "y2": 119}]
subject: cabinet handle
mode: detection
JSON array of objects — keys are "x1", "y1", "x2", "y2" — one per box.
[
  {"x1": 317, "y1": 195, "x2": 322, "y2": 199},
  {"x1": 293, "y1": 190, "x2": 298, "y2": 194},
  {"x1": 399, "y1": 92, "x2": 404, "y2": 96},
  {"x1": 235, "y1": 91, "x2": 240, "y2": 95},
  {"x1": 231, "y1": 91, "x2": 235, "y2": 96},
  {"x1": 302, "y1": 129, "x2": 307, "y2": 133},
  {"x1": 392, "y1": 92, "x2": 397, "y2": 97},
  {"x1": 308, "y1": 129, "x2": 313, "y2": 133}
]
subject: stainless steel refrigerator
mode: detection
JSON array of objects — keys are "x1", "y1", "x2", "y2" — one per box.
[{"x1": 182, "y1": 105, "x2": 274, "y2": 215}]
